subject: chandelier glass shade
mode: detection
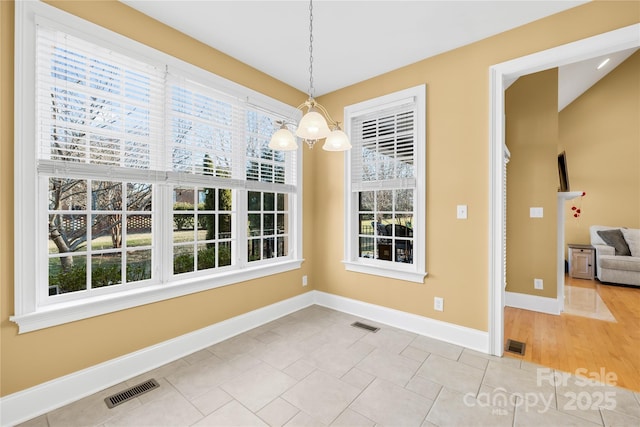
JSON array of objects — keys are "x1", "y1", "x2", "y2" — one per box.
[
  {"x1": 323, "y1": 126, "x2": 351, "y2": 151},
  {"x1": 295, "y1": 108, "x2": 331, "y2": 140},
  {"x1": 268, "y1": 122, "x2": 298, "y2": 151},
  {"x1": 268, "y1": 0, "x2": 351, "y2": 152}
]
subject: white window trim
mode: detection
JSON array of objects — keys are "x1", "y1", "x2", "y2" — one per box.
[
  {"x1": 13, "y1": 1, "x2": 303, "y2": 333},
  {"x1": 343, "y1": 85, "x2": 427, "y2": 283}
]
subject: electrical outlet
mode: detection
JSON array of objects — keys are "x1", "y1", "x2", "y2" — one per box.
[
  {"x1": 302, "y1": 275, "x2": 308, "y2": 287},
  {"x1": 534, "y1": 278, "x2": 543, "y2": 290},
  {"x1": 434, "y1": 297, "x2": 444, "y2": 312}
]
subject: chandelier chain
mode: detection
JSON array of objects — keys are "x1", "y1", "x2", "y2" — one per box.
[{"x1": 308, "y1": 0, "x2": 314, "y2": 99}]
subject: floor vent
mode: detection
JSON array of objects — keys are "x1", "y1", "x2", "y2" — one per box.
[
  {"x1": 351, "y1": 321, "x2": 380, "y2": 333},
  {"x1": 505, "y1": 339, "x2": 526, "y2": 356},
  {"x1": 105, "y1": 379, "x2": 159, "y2": 409}
]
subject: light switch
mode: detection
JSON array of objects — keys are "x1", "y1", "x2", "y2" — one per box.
[
  {"x1": 530, "y1": 207, "x2": 544, "y2": 218},
  {"x1": 457, "y1": 205, "x2": 468, "y2": 219}
]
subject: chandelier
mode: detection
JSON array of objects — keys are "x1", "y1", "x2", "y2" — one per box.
[{"x1": 268, "y1": 0, "x2": 351, "y2": 152}]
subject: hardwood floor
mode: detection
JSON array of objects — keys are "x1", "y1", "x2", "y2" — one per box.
[{"x1": 504, "y1": 276, "x2": 640, "y2": 392}]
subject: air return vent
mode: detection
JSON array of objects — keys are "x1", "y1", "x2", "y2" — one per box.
[
  {"x1": 351, "y1": 321, "x2": 380, "y2": 333},
  {"x1": 105, "y1": 379, "x2": 159, "y2": 409},
  {"x1": 505, "y1": 339, "x2": 526, "y2": 356}
]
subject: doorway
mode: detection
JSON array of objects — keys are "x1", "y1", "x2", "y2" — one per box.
[{"x1": 487, "y1": 23, "x2": 640, "y2": 356}]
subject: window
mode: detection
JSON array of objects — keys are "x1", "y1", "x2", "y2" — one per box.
[
  {"x1": 343, "y1": 86, "x2": 426, "y2": 282},
  {"x1": 48, "y1": 179, "x2": 154, "y2": 296},
  {"x1": 13, "y1": 2, "x2": 302, "y2": 332},
  {"x1": 172, "y1": 186, "x2": 234, "y2": 274},
  {"x1": 247, "y1": 191, "x2": 289, "y2": 262}
]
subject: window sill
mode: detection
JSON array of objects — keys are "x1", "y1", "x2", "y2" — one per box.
[
  {"x1": 342, "y1": 260, "x2": 427, "y2": 283},
  {"x1": 10, "y1": 259, "x2": 304, "y2": 333}
]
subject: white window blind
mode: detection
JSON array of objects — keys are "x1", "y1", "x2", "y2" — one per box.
[
  {"x1": 245, "y1": 107, "x2": 297, "y2": 193},
  {"x1": 36, "y1": 24, "x2": 165, "y2": 181},
  {"x1": 35, "y1": 23, "x2": 298, "y2": 193},
  {"x1": 167, "y1": 74, "x2": 244, "y2": 182},
  {"x1": 350, "y1": 98, "x2": 417, "y2": 192}
]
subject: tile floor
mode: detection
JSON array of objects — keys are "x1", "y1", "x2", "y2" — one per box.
[{"x1": 18, "y1": 305, "x2": 640, "y2": 427}]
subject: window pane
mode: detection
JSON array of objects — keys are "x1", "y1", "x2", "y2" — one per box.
[
  {"x1": 126, "y1": 215, "x2": 151, "y2": 247},
  {"x1": 218, "y1": 241, "x2": 232, "y2": 267},
  {"x1": 173, "y1": 244, "x2": 194, "y2": 274},
  {"x1": 359, "y1": 191, "x2": 374, "y2": 211},
  {"x1": 376, "y1": 190, "x2": 392, "y2": 212},
  {"x1": 395, "y1": 189, "x2": 413, "y2": 212},
  {"x1": 49, "y1": 178, "x2": 87, "y2": 210},
  {"x1": 264, "y1": 192, "x2": 275, "y2": 211},
  {"x1": 264, "y1": 237, "x2": 275, "y2": 259},
  {"x1": 248, "y1": 214, "x2": 261, "y2": 236},
  {"x1": 49, "y1": 256, "x2": 87, "y2": 294},
  {"x1": 200, "y1": 188, "x2": 214, "y2": 210},
  {"x1": 376, "y1": 239, "x2": 392, "y2": 261},
  {"x1": 397, "y1": 213, "x2": 414, "y2": 230},
  {"x1": 248, "y1": 191, "x2": 261, "y2": 211},
  {"x1": 126, "y1": 249, "x2": 151, "y2": 282},
  {"x1": 198, "y1": 214, "x2": 215, "y2": 241},
  {"x1": 174, "y1": 187, "x2": 194, "y2": 206},
  {"x1": 248, "y1": 238, "x2": 261, "y2": 261},
  {"x1": 197, "y1": 243, "x2": 215, "y2": 271},
  {"x1": 92, "y1": 181, "x2": 123, "y2": 210},
  {"x1": 277, "y1": 236, "x2": 287, "y2": 257},
  {"x1": 127, "y1": 183, "x2": 152, "y2": 211},
  {"x1": 92, "y1": 214, "x2": 123, "y2": 250},
  {"x1": 277, "y1": 213, "x2": 286, "y2": 234},
  {"x1": 359, "y1": 214, "x2": 374, "y2": 235},
  {"x1": 92, "y1": 253, "x2": 122, "y2": 288},
  {"x1": 395, "y1": 238, "x2": 413, "y2": 264},
  {"x1": 359, "y1": 237, "x2": 374, "y2": 258},
  {"x1": 264, "y1": 214, "x2": 275, "y2": 236},
  {"x1": 173, "y1": 213, "x2": 195, "y2": 234},
  {"x1": 218, "y1": 189, "x2": 232, "y2": 211},
  {"x1": 219, "y1": 214, "x2": 232, "y2": 239},
  {"x1": 49, "y1": 214, "x2": 87, "y2": 254},
  {"x1": 277, "y1": 193, "x2": 285, "y2": 211}
]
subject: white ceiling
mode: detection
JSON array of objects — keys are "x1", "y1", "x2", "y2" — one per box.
[
  {"x1": 558, "y1": 47, "x2": 638, "y2": 111},
  {"x1": 121, "y1": 0, "x2": 593, "y2": 96}
]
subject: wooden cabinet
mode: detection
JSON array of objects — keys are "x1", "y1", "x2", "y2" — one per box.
[{"x1": 568, "y1": 244, "x2": 595, "y2": 280}]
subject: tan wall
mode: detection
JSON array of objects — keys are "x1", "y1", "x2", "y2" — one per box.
[
  {"x1": 312, "y1": 1, "x2": 638, "y2": 329},
  {"x1": 0, "y1": 0, "x2": 311, "y2": 397},
  {"x1": 560, "y1": 51, "x2": 640, "y2": 247},
  {"x1": 505, "y1": 70, "x2": 559, "y2": 298},
  {"x1": 1, "y1": 0, "x2": 639, "y2": 397}
]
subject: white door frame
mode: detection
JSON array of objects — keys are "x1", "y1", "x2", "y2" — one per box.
[{"x1": 488, "y1": 24, "x2": 640, "y2": 356}]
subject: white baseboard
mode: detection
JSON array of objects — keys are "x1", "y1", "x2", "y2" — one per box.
[
  {"x1": 314, "y1": 291, "x2": 489, "y2": 354},
  {"x1": 505, "y1": 291, "x2": 560, "y2": 315},
  {"x1": 1, "y1": 290, "x2": 490, "y2": 426},
  {"x1": 0, "y1": 292, "x2": 315, "y2": 427}
]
